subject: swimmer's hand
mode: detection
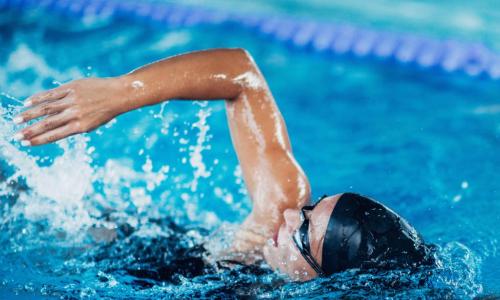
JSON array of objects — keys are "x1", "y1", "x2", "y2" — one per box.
[{"x1": 13, "y1": 77, "x2": 128, "y2": 146}]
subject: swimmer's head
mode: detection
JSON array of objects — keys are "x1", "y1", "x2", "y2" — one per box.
[{"x1": 263, "y1": 193, "x2": 433, "y2": 281}]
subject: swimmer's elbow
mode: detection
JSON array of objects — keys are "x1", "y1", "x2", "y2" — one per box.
[
  {"x1": 240, "y1": 48, "x2": 254, "y2": 64},
  {"x1": 229, "y1": 48, "x2": 267, "y2": 90},
  {"x1": 220, "y1": 48, "x2": 268, "y2": 100},
  {"x1": 228, "y1": 47, "x2": 258, "y2": 71},
  {"x1": 229, "y1": 47, "x2": 252, "y2": 61}
]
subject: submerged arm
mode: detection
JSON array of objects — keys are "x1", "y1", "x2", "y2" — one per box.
[{"x1": 15, "y1": 48, "x2": 311, "y2": 251}]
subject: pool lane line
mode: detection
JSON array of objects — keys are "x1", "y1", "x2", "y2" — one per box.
[{"x1": 3, "y1": 0, "x2": 500, "y2": 80}]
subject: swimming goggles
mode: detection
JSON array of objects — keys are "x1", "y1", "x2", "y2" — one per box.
[{"x1": 292, "y1": 195, "x2": 328, "y2": 276}]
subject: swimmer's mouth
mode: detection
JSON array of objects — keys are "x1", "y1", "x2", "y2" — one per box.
[{"x1": 273, "y1": 228, "x2": 279, "y2": 246}]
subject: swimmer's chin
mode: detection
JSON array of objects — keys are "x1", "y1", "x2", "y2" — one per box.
[
  {"x1": 262, "y1": 243, "x2": 315, "y2": 282},
  {"x1": 262, "y1": 242, "x2": 277, "y2": 269}
]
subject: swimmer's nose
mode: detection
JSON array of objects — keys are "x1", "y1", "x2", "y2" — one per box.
[{"x1": 283, "y1": 208, "x2": 301, "y2": 230}]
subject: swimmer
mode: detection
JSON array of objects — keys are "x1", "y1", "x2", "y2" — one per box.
[{"x1": 12, "y1": 48, "x2": 433, "y2": 281}]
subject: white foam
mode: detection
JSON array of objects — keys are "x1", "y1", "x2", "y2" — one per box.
[
  {"x1": 0, "y1": 110, "x2": 94, "y2": 235},
  {"x1": 0, "y1": 100, "x2": 176, "y2": 236}
]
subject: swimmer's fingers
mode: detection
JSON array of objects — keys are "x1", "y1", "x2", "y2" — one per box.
[
  {"x1": 26, "y1": 122, "x2": 80, "y2": 146},
  {"x1": 18, "y1": 110, "x2": 74, "y2": 141},
  {"x1": 16, "y1": 97, "x2": 73, "y2": 124},
  {"x1": 24, "y1": 87, "x2": 71, "y2": 107}
]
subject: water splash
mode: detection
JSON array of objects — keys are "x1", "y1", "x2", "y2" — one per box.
[
  {"x1": 1, "y1": 7, "x2": 496, "y2": 298},
  {"x1": 188, "y1": 105, "x2": 212, "y2": 193}
]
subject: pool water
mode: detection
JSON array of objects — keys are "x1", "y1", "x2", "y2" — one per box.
[{"x1": 1, "y1": 2, "x2": 499, "y2": 299}]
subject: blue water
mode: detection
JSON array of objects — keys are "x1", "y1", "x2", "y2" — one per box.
[{"x1": 1, "y1": 3, "x2": 500, "y2": 299}]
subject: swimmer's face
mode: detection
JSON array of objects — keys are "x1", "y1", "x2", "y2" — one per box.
[{"x1": 262, "y1": 194, "x2": 341, "y2": 281}]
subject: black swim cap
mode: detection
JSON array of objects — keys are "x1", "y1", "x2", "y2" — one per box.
[{"x1": 321, "y1": 193, "x2": 433, "y2": 275}]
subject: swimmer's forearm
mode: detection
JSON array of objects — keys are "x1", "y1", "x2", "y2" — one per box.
[
  {"x1": 13, "y1": 48, "x2": 261, "y2": 146},
  {"x1": 115, "y1": 48, "x2": 255, "y2": 113}
]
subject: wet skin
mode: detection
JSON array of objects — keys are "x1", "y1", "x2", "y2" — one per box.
[
  {"x1": 263, "y1": 194, "x2": 341, "y2": 280},
  {"x1": 14, "y1": 48, "x2": 334, "y2": 281}
]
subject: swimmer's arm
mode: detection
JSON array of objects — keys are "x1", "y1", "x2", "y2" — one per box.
[
  {"x1": 120, "y1": 48, "x2": 312, "y2": 250},
  {"x1": 15, "y1": 49, "x2": 249, "y2": 140},
  {"x1": 16, "y1": 48, "x2": 311, "y2": 249},
  {"x1": 122, "y1": 48, "x2": 312, "y2": 251}
]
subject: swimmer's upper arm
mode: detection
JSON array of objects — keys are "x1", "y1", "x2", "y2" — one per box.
[{"x1": 225, "y1": 49, "x2": 311, "y2": 243}]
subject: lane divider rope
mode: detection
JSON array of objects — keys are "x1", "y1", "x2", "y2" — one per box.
[{"x1": 3, "y1": 0, "x2": 500, "y2": 80}]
